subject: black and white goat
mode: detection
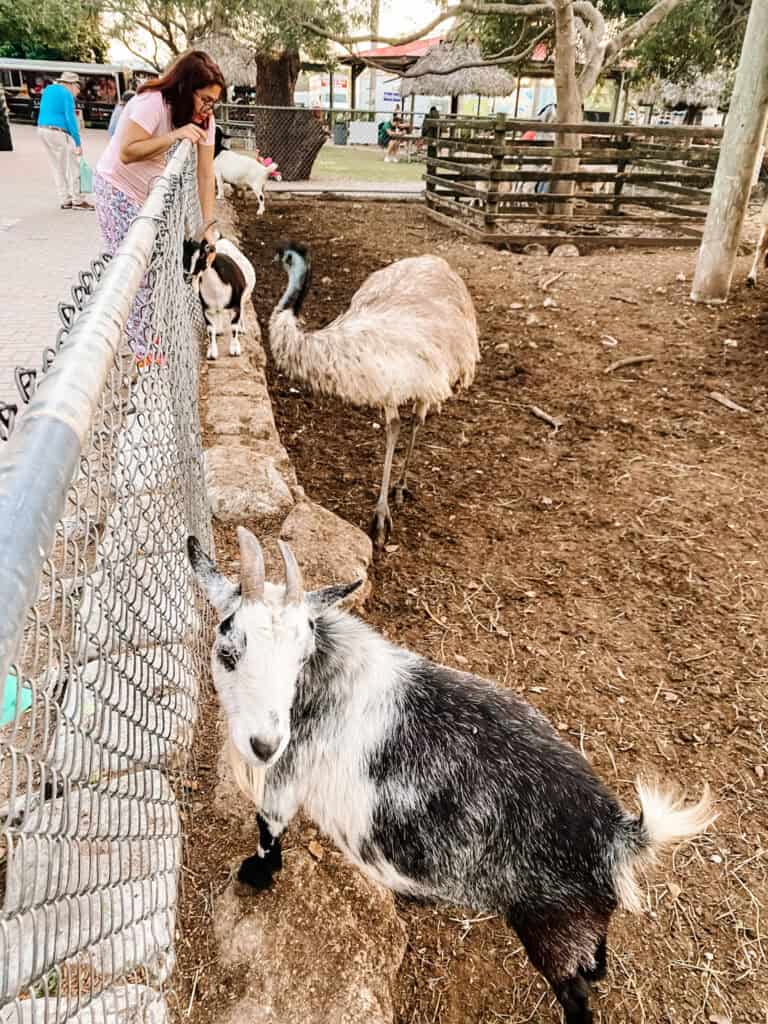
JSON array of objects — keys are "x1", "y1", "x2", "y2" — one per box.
[
  {"x1": 213, "y1": 126, "x2": 270, "y2": 216},
  {"x1": 188, "y1": 528, "x2": 716, "y2": 1024},
  {"x1": 182, "y1": 230, "x2": 256, "y2": 360}
]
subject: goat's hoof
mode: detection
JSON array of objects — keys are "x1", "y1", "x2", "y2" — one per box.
[
  {"x1": 229, "y1": 342, "x2": 242, "y2": 357},
  {"x1": 369, "y1": 510, "x2": 393, "y2": 548},
  {"x1": 747, "y1": 277, "x2": 756, "y2": 288},
  {"x1": 206, "y1": 354, "x2": 218, "y2": 361},
  {"x1": 237, "y1": 854, "x2": 278, "y2": 891}
]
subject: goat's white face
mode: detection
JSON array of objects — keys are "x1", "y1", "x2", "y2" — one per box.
[
  {"x1": 188, "y1": 530, "x2": 313, "y2": 767},
  {"x1": 188, "y1": 529, "x2": 361, "y2": 769}
]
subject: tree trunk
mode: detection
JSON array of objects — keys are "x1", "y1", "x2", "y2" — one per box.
[
  {"x1": 250, "y1": 49, "x2": 327, "y2": 180},
  {"x1": 551, "y1": 0, "x2": 582, "y2": 216},
  {"x1": 691, "y1": 0, "x2": 768, "y2": 302},
  {"x1": 0, "y1": 85, "x2": 13, "y2": 152},
  {"x1": 255, "y1": 49, "x2": 300, "y2": 106},
  {"x1": 368, "y1": 0, "x2": 380, "y2": 109}
]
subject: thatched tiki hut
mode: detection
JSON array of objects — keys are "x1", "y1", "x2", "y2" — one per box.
[
  {"x1": 399, "y1": 42, "x2": 516, "y2": 114},
  {"x1": 634, "y1": 71, "x2": 730, "y2": 124},
  {"x1": 190, "y1": 32, "x2": 258, "y2": 91}
]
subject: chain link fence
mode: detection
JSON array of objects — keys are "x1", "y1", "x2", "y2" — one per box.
[
  {"x1": 0, "y1": 141, "x2": 212, "y2": 1024},
  {"x1": 218, "y1": 104, "x2": 328, "y2": 181}
]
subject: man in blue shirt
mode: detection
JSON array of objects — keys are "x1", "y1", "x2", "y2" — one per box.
[{"x1": 37, "y1": 71, "x2": 93, "y2": 210}]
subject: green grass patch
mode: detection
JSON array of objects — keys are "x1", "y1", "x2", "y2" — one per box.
[{"x1": 312, "y1": 145, "x2": 424, "y2": 184}]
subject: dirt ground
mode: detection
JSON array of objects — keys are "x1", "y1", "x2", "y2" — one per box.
[{"x1": 186, "y1": 194, "x2": 767, "y2": 1024}]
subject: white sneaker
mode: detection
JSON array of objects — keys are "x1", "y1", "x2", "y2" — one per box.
[{"x1": 384, "y1": 156, "x2": 391, "y2": 163}]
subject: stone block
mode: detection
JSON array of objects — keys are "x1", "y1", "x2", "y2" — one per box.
[
  {"x1": 214, "y1": 849, "x2": 406, "y2": 1024},
  {"x1": 280, "y1": 500, "x2": 372, "y2": 609},
  {"x1": 205, "y1": 447, "x2": 294, "y2": 530}
]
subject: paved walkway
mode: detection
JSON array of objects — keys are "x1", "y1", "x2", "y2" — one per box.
[{"x1": 0, "y1": 124, "x2": 106, "y2": 405}]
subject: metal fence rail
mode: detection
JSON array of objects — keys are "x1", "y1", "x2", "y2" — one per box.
[{"x1": 0, "y1": 141, "x2": 212, "y2": 1024}]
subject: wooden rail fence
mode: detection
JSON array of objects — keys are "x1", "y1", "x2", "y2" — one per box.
[{"x1": 424, "y1": 115, "x2": 723, "y2": 250}]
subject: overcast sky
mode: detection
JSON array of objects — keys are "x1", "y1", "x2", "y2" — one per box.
[{"x1": 379, "y1": 0, "x2": 443, "y2": 37}]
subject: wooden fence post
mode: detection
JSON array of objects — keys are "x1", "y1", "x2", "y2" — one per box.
[
  {"x1": 426, "y1": 115, "x2": 438, "y2": 199},
  {"x1": 691, "y1": 0, "x2": 768, "y2": 302},
  {"x1": 486, "y1": 112, "x2": 507, "y2": 230},
  {"x1": 610, "y1": 133, "x2": 632, "y2": 215}
]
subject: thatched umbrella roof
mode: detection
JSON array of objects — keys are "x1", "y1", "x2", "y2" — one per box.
[
  {"x1": 191, "y1": 31, "x2": 257, "y2": 87},
  {"x1": 636, "y1": 70, "x2": 731, "y2": 110},
  {"x1": 399, "y1": 42, "x2": 516, "y2": 98}
]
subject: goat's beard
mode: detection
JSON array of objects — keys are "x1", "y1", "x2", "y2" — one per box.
[{"x1": 225, "y1": 733, "x2": 266, "y2": 808}]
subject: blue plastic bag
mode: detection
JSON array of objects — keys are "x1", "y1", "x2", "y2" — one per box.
[
  {"x1": 79, "y1": 156, "x2": 94, "y2": 195},
  {"x1": 1, "y1": 671, "x2": 32, "y2": 726}
]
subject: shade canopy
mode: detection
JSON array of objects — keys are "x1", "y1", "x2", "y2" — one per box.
[
  {"x1": 637, "y1": 71, "x2": 731, "y2": 110},
  {"x1": 399, "y1": 42, "x2": 516, "y2": 98},
  {"x1": 191, "y1": 32, "x2": 258, "y2": 87}
]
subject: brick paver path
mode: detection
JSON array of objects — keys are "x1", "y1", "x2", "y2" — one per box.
[{"x1": 0, "y1": 124, "x2": 106, "y2": 405}]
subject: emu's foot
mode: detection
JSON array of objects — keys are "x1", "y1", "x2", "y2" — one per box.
[
  {"x1": 237, "y1": 848, "x2": 281, "y2": 891},
  {"x1": 369, "y1": 507, "x2": 393, "y2": 548},
  {"x1": 390, "y1": 483, "x2": 413, "y2": 509},
  {"x1": 229, "y1": 338, "x2": 242, "y2": 357}
]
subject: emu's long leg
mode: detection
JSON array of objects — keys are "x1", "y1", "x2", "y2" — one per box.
[
  {"x1": 393, "y1": 401, "x2": 429, "y2": 508},
  {"x1": 370, "y1": 409, "x2": 400, "y2": 547}
]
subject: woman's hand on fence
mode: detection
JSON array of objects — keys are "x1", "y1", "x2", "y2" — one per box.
[{"x1": 172, "y1": 123, "x2": 208, "y2": 145}]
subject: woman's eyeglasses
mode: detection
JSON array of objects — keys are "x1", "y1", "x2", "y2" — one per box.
[{"x1": 196, "y1": 94, "x2": 219, "y2": 110}]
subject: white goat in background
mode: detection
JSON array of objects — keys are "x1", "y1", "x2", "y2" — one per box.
[
  {"x1": 214, "y1": 126, "x2": 271, "y2": 216},
  {"x1": 188, "y1": 527, "x2": 717, "y2": 1024}
]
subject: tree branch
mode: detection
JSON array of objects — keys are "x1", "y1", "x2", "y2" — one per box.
[
  {"x1": 605, "y1": 0, "x2": 690, "y2": 67},
  {"x1": 113, "y1": 31, "x2": 162, "y2": 68},
  {"x1": 573, "y1": 1, "x2": 607, "y2": 99},
  {"x1": 396, "y1": 26, "x2": 551, "y2": 75},
  {"x1": 303, "y1": 1, "x2": 554, "y2": 49}
]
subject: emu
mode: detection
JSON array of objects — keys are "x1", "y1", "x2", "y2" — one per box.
[
  {"x1": 269, "y1": 243, "x2": 479, "y2": 546},
  {"x1": 183, "y1": 230, "x2": 255, "y2": 360},
  {"x1": 188, "y1": 528, "x2": 716, "y2": 1024}
]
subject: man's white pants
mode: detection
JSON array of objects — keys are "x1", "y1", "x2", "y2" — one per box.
[{"x1": 38, "y1": 127, "x2": 79, "y2": 204}]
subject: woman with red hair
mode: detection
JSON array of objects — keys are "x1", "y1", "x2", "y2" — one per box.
[{"x1": 95, "y1": 50, "x2": 225, "y2": 365}]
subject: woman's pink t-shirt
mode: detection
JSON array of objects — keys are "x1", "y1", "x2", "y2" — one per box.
[{"x1": 96, "y1": 90, "x2": 215, "y2": 204}]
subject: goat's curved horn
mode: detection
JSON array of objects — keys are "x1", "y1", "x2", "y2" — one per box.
[
  {"x1": 237, "y1": 527, "x2": 265, "y2": 602},
  {"x1": 194, "y1": 218, "x2": 218, "y2": 242},
  {"x1": 278, "y1": 540, "x2": 303, "y2": 605}
]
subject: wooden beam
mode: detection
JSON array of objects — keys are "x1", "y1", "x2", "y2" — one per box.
[
  {"x1": 692, "y1": 0, "x2": 768, "y2": 301},
  {"x1": 423, "y1": 207, "x2": 705, "y2": 250}
]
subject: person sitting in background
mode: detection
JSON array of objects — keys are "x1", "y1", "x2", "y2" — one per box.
[
  {"x1": 421, "y1": 106, "x2": 439, "y2": 141},
  {"x1": 384, "y1": 112, "x2": 405, "y2": 163},
  {"x1": 108, "y1": 90, "x2": 135, "y2": 137},
  {"x1": 37, "y1": 71, "x2": 94, "y2": 211}
]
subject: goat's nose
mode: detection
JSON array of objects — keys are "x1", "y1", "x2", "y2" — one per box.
[{"x1": 250, "y1": 735, "x2": 279, "y2": 763}]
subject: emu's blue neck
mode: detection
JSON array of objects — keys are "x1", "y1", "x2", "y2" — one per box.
[{"x1": 278, "y1": 254, "x2": 311, "y2": 315}]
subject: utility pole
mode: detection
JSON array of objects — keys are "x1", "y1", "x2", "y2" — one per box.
[{"x1": 691, "y1": 0, "x2": 768, "y2": 303}]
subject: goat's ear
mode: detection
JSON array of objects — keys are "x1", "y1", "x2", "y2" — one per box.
[
  {"x1": 187, "y1": 536, "x2": 240, "y2": 615},
  {"x1": 306, "y1": 579, "x2": 363, "y2": 612}
]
